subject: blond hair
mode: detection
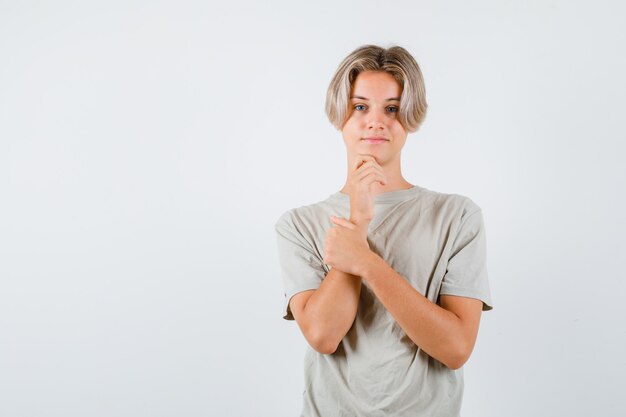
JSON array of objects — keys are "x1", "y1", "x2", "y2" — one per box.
[{"x1": 325, "y1": 44, "x2": 428, "y2": 133}]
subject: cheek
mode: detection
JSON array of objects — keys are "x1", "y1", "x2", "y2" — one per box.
[
  {"x1": 342, "y1": 119, "x2": 360, "y2": 136},
  {"x1": 344, "y1": 115, "x2": 359, "y2": 127},
  {"x1": 391, "y1": 122, "x2": 407, "y2": 136}
]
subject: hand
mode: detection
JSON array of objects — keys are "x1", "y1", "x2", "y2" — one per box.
[
  {"x1": 323, "y1": 216, "x2": 373, "y2": 276},
  {"x1": 347, "y1": 154, "x2": 387, "y2": 235}
]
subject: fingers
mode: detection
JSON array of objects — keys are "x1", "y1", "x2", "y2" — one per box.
[
  {"x1": 353, "y1": 154, "x2": 379, "y2": 171},
  {"x1": 355, "y1": 162, "x2": 384, "y2": 177},
  {"x1": 355, "y1": 165, "x2": 388, "y2": 186},
  {"x1": 354, "y1": 156, "x2": 386, "y2": 178},
  {"x1": 346, "y1": 154, "x2": 386, "y2": 228},
  {"x1": 330, "y1": 216, "x2": 356, "y2": 230},
  {"x1": 330, "y1": 216, "x2": 367, "y2": 241},
  {"x1": 350, "y1": 167, "x2": 387, "y2": 190}
]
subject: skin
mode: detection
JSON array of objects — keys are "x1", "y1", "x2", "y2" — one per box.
[{"x1": 289, "y1": 71, "x2": 483, "y2": 369}]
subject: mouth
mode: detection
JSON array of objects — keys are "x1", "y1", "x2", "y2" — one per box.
[{"x1": 362, "y1": 137, "x2": 389, "y2": 144}]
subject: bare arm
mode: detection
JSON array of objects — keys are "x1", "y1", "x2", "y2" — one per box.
[
  {"x1": 291, "y1": 154, "x2": 387, "y2": 355},
  {"x1": 325, "y1": 215, "x2": 483, "y2": 369},
  {"x1": 357, "y1": 251, "x2": 483, "y2": 370},
  {"x1": 289, "y1": 268, "x2": 361, "y2": 354}
]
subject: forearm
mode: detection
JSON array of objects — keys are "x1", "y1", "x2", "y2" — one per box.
[
  {"x1": 300, "y1": 267, "x2": 361, "y2": 353},
  {"x1": 357, "y1": 252, "x2": 467, "y2": 369}
]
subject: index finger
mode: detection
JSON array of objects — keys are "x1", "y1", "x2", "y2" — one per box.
[{"x1": 353, "y1": 154, "x2": 379, "y2": 171}]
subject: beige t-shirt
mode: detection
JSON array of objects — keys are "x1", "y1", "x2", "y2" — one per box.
[{"x1": 275, "y1": 185, "x2": 493, "y2": 417}]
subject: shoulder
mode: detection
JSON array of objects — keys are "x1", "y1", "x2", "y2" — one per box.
[
  {"x1": 417, "y1": 186, "x2": 482, "y2": 219},
  {"x1": 274, "y1": 198, "x2": 335, "y2": 234}
]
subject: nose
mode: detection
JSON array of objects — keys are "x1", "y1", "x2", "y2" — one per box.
[{"x1": 366, "y1": 108, "x2": 386, "y2": 130}]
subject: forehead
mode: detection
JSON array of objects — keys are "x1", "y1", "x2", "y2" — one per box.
[{"x1": 351, "y1": 71, "x2": 402, "y2": 98}]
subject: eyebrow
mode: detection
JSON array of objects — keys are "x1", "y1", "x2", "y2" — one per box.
[{"x1": 350, "y1": 95, "x2": 400, "y2": 101}]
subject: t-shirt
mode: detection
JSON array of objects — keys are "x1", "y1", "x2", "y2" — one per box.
[{"x1": 274, "y1": 185, "x2": 493, "y2": 417}]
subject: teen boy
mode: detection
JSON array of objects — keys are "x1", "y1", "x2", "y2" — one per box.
[{"x1": 275, "y1": 44, "x2": 493, "y2": 417}]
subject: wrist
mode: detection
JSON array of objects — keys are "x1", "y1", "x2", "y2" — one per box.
[
  {"x1": 356, "y1": 250, "x2": 384, "y2": 279},
  {"x1": 354, "y1": 219, "x2": 370, "y2": 228},
  {"x1": 350, "y1": 219, "x2": 370, "y2": 240}
]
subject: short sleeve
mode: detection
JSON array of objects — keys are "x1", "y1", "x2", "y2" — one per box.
[
  {"x1": 274, "y1": 210, "x2": 327, "y2": 320},
  {"x1": 440, "y1": 203, "x2": 493, "y2": 311}
]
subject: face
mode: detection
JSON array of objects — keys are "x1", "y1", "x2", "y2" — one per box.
[{"x1": 341, "y1": 70, "x2": 407, "y2": 166}]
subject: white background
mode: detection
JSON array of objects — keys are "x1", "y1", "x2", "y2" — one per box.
[{"x1": 1, "y1": 1, "x2": 625, "y2": 416}]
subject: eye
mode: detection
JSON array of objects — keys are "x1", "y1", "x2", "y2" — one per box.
[
  {"x1": 387, "y1": 106, "x2": 399, "y2": 113},
  {"x1": 354, "y1": 104, "x2": 366, "y2": 111}
]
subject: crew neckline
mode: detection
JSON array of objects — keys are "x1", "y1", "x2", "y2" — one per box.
[{"x1": 329, "y1": 185, "x2": 425, "y2": 204}]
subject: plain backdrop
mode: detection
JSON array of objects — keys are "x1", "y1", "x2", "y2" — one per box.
[{"x1": 1, "y1": 1, "x2": 625, "y2": 416}]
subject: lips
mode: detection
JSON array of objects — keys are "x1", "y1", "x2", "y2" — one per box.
[{"x1": 362, "y1": 137, "x2": 389, "y2": 144}]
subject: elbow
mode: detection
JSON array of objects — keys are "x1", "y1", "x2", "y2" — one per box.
[
  {"x1": 307, "y1": 331, "x2": 340, "y2": 355},
  {"x1": 444, "y1": 356, "x2": 467, "y2": 371},
  {"x1": 443, "y1": 342, "x2": 473, "y2": 370},
  {"x1": 313, "y1": 342, "x2": 339, "y2": 355}
]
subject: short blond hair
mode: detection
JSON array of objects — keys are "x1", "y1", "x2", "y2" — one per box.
[{"x1": 325, "y1": 44, "x2": 428, "y2": 133}]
